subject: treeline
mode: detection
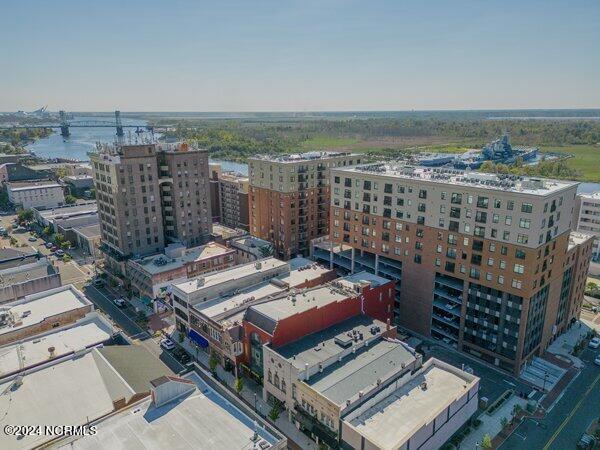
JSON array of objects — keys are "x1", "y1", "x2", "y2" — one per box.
[
  {"x1": 0, "y1": 128, "x2": 52, "y2": 154},
  {"x1": 161, "y1": 118, "x2": 600, "y2": 161},
  {"x1": 479, "y1": 159, "x2": 580, "y2": 180}
]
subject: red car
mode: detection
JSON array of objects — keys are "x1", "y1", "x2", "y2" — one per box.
[{"x1": 51, "y1": 245, "x2": 58, "y2": 252}]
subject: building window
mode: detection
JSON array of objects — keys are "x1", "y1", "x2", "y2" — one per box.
[
  {"x1": 521, "y1": 203, "x2": 533, "y2": 213},
  {"x1": 514, "y1": 264, "x2": 525, "y2": 274}
]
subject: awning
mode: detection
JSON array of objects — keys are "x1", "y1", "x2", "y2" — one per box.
[{"x1": 188, "y1": 329, "x2": 209, "y2": 348}]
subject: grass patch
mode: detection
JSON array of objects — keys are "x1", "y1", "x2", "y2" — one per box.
[
  {"x1": 300, "y1": 135, "x2": 359, "y2": 150},
  {"x1": 541, "y1": 145, "x2": 600, "y2": 182}
]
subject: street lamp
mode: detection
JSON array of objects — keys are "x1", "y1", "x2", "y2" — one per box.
[{"x1": 254, "y1": 393, "x2": 257, "y2": 411}]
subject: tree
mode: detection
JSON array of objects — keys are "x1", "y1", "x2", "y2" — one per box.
[
  {"x1": 268, "y1": 404, "x2": 280, "y2": 421},
  {"x1": 481, "y1": 433, "x2": 492, "y2": 449},
  {"x1": 64, "y1": 195, "x2": 77, "y2": 205},
  {"x1": 479, "y1": 161, "x2": 496, "y2": 173},
  {"x1": 54, "y1": 233, "x2": 65, "y2": 245},
  {"x1": 234, "y1": 377, "x2": 243, "y2": 395},
  {"x1": 60, "y1": 240, "x2": 71, "y2": 250},
  {"x1": 209, "y1": 351, "x2": 219, "y2": 374},
  {"x1": 17, "y1": 209, "x2": 33, "y2": 222},
  {"x1": 42, "y1": 226, "x2": 53, "y2": 236}
]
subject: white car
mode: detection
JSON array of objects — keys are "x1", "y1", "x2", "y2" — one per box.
[
  {"x1": 160, "y1": 339, "x2": 175, "y2": 351},
  {"x1": 595, "y1": 356, "x2": 600, "y2": 367},
  {"x1": 112, "y1": 298, "x2": 126, "y2": 308},
  {"x1": 588, "y1": 337, "x2": 600, "y2": 349}
]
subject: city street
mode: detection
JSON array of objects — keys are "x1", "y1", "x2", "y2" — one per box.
[
  {"x1": 500, "y1": 347, "x2": 600, "y2": 449},
  {"x1": 81, "y1": 282, "x2": 187, "y2": 374}
]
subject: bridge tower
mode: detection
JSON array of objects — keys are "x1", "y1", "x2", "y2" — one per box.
[
  {"x1": 59, "y1": 110, "x2": 70, "y2": 137},
  {"x1": 115, "y1": 110, "x2": 124, "y2": 138}
]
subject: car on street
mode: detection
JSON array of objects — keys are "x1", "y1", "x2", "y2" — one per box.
[
  {"x1": 588, "y1": 337, "x2": 600, "y2": 349},
  {"x1": 45, "y1": 242, "x2": 53, "y2": 249},
  {"x1": 160, "y1": 338, "x2": 175, "y2": 351},
  {"x1": 28, "y1": 236, "x2": 37, "y2": 242},
  {"x1": 594, "y1": 355, "x2": 600, "y2": 366},
  {"x1": 112, "y1": 298, "x2": 126, "y2": 308},
  {"x1": 173, "y1": 348, "x2": 191, "y2": 364},
  {"x1": 93, "y1": 278, "x2": 103, "y2": 287},
  {"x1": 55, "y1": 249, "x2": 65, "y2": 257}
]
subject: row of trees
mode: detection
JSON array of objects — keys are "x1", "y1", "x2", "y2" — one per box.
[{"x1": 479, "y1": 159, "x2": 580, "y2": 180}]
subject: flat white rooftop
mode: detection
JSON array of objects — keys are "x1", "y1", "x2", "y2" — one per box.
[
  {"x1": 59, "y1": 372, "x2": 282, "y2": 450},
  {"x1": 336, "y1": 163, "x2": 578, "y2": 196},
  {"x1": 0, "y1": 313, "x2": 112, "y2": 378},
  {"x1": 173, "y1": 257, "x2": 287, "y2": 295},
  {"x1": 281, "y1": 258, "x2": 332, "y2": 286},
  {"x1": 580, "y1": 191, "x2": 600, "y2": 200},
  {"x1": 7, "y1": 181, "x2": 62, "y2": 191},
  {"x1": 251, "y1": 151, "x2": 355, "y2": 163},
  {"x1": 0, "y1": 349, "x2": 134, "y2": 450},
  {"x1": 0, "y1": 285, "x2": 91, "y2": 336},
  {"x1": 345, "y1": 361, "x2": 477, "y2": 450}
]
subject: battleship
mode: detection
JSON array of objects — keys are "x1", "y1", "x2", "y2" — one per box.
[{"x1": 415, "y1": 134, "x2": 539, "y2": 169}]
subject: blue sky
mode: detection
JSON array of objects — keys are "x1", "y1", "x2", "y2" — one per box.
[{"x1": 1, "y1": 0, "x2": 598, "y2": 111}]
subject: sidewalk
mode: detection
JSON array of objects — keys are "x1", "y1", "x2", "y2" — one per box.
[
  {"x1": 461, "y1": 396, "x2": 528, "y2": 449},
  {"x1": 171, "y1": 330, "x2": 317, "y2": 449}
]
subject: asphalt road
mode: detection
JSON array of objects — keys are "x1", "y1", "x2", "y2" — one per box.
[
  {"x1": 501, "y1": 347, "x2": 600, "y2": 450},
  {"x1": 82, "y1": 283, "x2": 187, "y2": 374}
]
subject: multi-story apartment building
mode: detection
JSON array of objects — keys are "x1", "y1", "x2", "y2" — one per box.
[
  {"x1": 219, "y1": 172, "x2": 249, "y2": 230},
  {"x1": 90, "y1": 142, "x2": 211, "y2": 282},
  {"x1": 249, "y1": 152, "x2": 360, "y2": 260},
  {"x1": 318, "y1": 163, "x2": 592, "y2": 375},
  {"x1": 574, "y1": 192, "x2": 600, "y2": 260}
]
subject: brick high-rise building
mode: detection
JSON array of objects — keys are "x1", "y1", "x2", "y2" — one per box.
[
  {"x1": 90, "y1": 142, "x2": 211, "y2": 282},
  {"x1": 315, "y1": 163, "x2": 593, "y2": 375},
  {"x1": 249, "y1": 152, "x2": 360, "y2": 259},
  {"x1": 219, "y1": 172, "x2": 249, "y2": 230}
]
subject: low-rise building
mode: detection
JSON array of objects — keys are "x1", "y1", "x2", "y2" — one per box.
[
  {"x1": 63, "y1": 174, "x2": 94, "y2": 196},
  {"x1": 0, "y1": 257, "x2": 61, "y2": 304},
  {"x1": 0, "y1": 163, "x2": 51, "y2": 183},
  {"x1": 0, "y1": 247, "x2": 39, "y2": 270},
  {"x1": 7, "y1": 180, "x2": 65, "y2": 209},
  {"x1": 34, "y1": 201, "x2": 98, "y2": 231},
  {"x1": 173, "y1": 257, "x2": 336, "y2": 367},
  {"x1": 127, "y1": 242, "x2": 236, "y2": 301},
  {"x1": 229, "y1": 235, "x2": 274, "y2": 262},
  {"x1": 0, "y1": 284, "x2": 94, "y2": 346},
  {"x1": 73, "y1": 224, "x2": 102, "y2": 258}
]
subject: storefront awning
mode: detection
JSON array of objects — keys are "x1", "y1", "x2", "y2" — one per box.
[{"x1": 188, "y1": 329, "x2": 209, "y2": 348}]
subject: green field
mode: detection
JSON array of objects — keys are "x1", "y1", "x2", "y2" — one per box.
[
  {"x1": 300, "y1": 135, "x2": 359, "y2": 150},
  {"x1": 541, "y1": 145, "x2": 600, "y2": 182}
]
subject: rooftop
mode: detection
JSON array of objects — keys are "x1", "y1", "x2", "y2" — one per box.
[
  {"x1": 279, "y1": 257, "x2": 333, "y2": 287},
  {"x1": 580, "y1": 191, "x2": 600, "y2": 200},
  {"x1": 211, "y1": 223, "x2": 246, "y2": 239},
  {"x1": 173, "y1": 257, "x2": 287, "y2": 295},
  {"x1": 36, "y1": 202, "x2": 97, "y2": 218},
  {"x1": 306, "y1": 339, "x2": 416, "y2": 405},
  {"x1": 251, "y1": 151, "x2": 355, "y2": 163},
  {"x1": 73, "y1": 223, "x2": 101, "y2": 239},
  {"x1": 344, "y1": 359, "x2": 478, "y2": 450},
  {"x1": 0, "y1": 348, "x2": 135, "y2": 450},
  {"x1": 569, "y1": 231, "x2": 595, "y2": 250},
  {"x1": 0, "y1": 285, "x2": 92, "y2": 336},
  {"x1": 0, "y1": 246, "x2": 38, "y2": 263},
  {"x1": 230, "y1": 235, "x2": 272, "y2": 252},
  {"x1": 336, "y1": 163, "x2": 578, "y2": 196},
  {"x1": 0, "y1": 313, "x2": 112, "y2": 378},
  {"x1": 7, "y1": 180, "x2": 62, "y2": 191},
  {"x1": 59, "y1": 372, "x2": 282, "y2": 450},
  {"x1": 275, "y1": 316, "x2": 389, "y2": 371},
  {"x1": 0, "y1": 258, "x2": 58, "y2": 287}
]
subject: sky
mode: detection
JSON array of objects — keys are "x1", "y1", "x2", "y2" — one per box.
[{"x1": 1, "y1": 0, "x2": 599, "y2": 112}]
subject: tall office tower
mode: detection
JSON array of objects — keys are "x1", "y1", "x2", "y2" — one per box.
[
  {"x1": 90, "y1": 142, "x2": 211, "y2": 282},
  {"x1": 219, "y1": 172, "x2": 249, "y2": 230},
  {"x1": 318, "y1": 163, "x2": 593, "y2": 375},
  {"x1": 248, "y1": 152, "x2": 360, "y2": 260}
]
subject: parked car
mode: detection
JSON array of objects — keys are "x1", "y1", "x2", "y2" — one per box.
[
  {"x1": 55, "y1": 249, "x2": 65, "y2": 257},
  {"x1": 173, "y1": 348, "x2": 191, "y2": 364},
  {"x1": 28, "y1": 236, "x2": 37, "y2": 242},
  {"x1": 93, "y1": 278, "x2": 103, "y2": 287},
  {"x1": 112, "y1": 298, "x2": 126, "y2": 308},
  {"x1": 588, "y1": 337, "x2": 600, "y2": 349},
  {"x1": 594, "y1": 355, "x2": 600, "y2": 366},
  {"x1": 45, "y1": 242, "x2": 53, "y2": 249},
  {"x1": 160, "y1": 338, "x2": 175, "y2": 351}
]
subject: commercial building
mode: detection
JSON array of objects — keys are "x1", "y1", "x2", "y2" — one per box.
[
  {"x1": 55, "y1": 372, "x2": 286, "y2": 450},
  {"x1": 574, "y1": 191, "x2": 600, "y2": 260},
  {"x1": 127, "y1": 242, "x2": 236, "y2": 301},
  {"x1": 73, "y1": 224, "x2": 102, "y2": 258},
  {"x1": 243, "y1": 272, "x2": 395, "y2": 379},
  {"x1": 321, "y1": 163, "x2": 592, "y2": 375},
  {"x1": 0, "y1": 284, "x2": 94, "y2": 346},
  {"x1": 249, "y1": 151, "x2": 360, "y2": 259},
  {"x1": 173, "y1": 257, "x2": 336, "y2": 369},
  {"x1": 90, "y1": 142, "x2": 212, "y2": 283},
  {"x1": 0, "y1": 257, "x2": 61, "y2": 304},
  {"x1": 7, "y1": 180, "x2": 65, "y2": 209},
  {"x1": 63, "y1": 174, "x2": 94, "y2": 196},
  {"x1": 229, "y1": 235, "x2": 274, "y2": 262},
  {"x1": 341, "y1": 358, "x2": 479, "y2": 450},
  {"x1": 33, "y1": 202, "x2": 99, "y2": 244},
  {"x1": 0, "y1": 345, "x2": 174, "y2": 450},
  {"x1": 0, "y1": 247, "x2": 40, "y2": 270},
  {"x1": 27, "y1": 162, "x2": 93, "y2": 177},
  {"x1": 219, "y1": 171, "x2": 250, "y2": 230},
  {"x1": 0, "y1": 163, "x2": 50, "y2": 183}
]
